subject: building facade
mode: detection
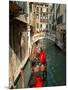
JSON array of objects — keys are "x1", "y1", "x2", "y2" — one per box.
[
  {"x1": 9, "y1": 1, "x2": 32, "y2": 88},
  {"x1": 55, "y1": 4, "x2": 66, "y2": 51},
  {"x1": 29, "y1": 3, "x2": 48, "y2": 33},
  {"x1": 48, "y1": 4, "x2": 66, "y2": 51}
]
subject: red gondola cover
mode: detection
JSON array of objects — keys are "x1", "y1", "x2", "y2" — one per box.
[
  {"x1": 35, "y1": 76, "x2": 43, "y2": 87},
  {"x1": 40, "y1": 52, "x2": 47, "y2": 64}
]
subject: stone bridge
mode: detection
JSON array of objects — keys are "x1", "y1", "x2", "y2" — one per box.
[{"x1": 31, "y1": 32, "x2": 55, "y2": 45}]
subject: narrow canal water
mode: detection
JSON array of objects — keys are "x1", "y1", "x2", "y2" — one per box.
[
  {"x1": 41, "y1": 38, "x2": 66, "y2": 86},
  {"x1": 28, "y1": 38, "x2": 66, "y2": 87}
]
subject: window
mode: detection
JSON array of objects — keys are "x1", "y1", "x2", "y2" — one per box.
[
  {"x1": 46, "y1": 24, "x2": 48, "y2": 29},
  {"x1": 29, "y1": 4, "x2": 32, "y2": 12},
  {"x1": 41, "y1": 8, "x2": 42, "y2": 13},
  {"x1": 37, "y1": 23, "x2": 39, "y2": 28},
  {"x1": 57, "y1": 15, "x2": 63, "y2": 24},
  {"x1": 49, "y1": 16, "x2": 51, "y2": 20},
  {"x1": 36, "y1": 13, "x2": 39, "y2": 18},
  {"x1": 56, "y1": 5, "x2": 60, "y2": 13},
  {"x1": 40, "y1": 24, "x2": 42, "y2": 28},
  {"x1": 46, "y1": 16, "x2": 48, "y2": 19},
  {"x1": 52, "y1": 25, "x2": 56, "y2": 31},
  {"x1": 49, "y1": 24, "x2": 51, "y2": 29},
  {"x1": 43, "y1": 13, "x2": 45, "y2": 16},
  {"x1": 47, "y1": 8, "x2": 48, "y2": 12},
  {"x1": 37, "y1": 7, "x2": 39, "y2": 13}
]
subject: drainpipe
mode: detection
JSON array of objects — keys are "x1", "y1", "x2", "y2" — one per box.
[
  {"x1": 27, "y1": 2, "x2": 31, "y2": 55},
  {"x1": 39, "y1": 5, "x2": 40, "y2": 32}
]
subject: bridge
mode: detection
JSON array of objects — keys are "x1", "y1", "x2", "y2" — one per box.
[{"x1": 31, "y1": 32, "x2": 55, "y2": 45}]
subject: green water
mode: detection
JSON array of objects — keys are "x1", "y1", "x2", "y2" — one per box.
[{"x1": 42, "y1": 38, "x2": 66, "y2": 86}]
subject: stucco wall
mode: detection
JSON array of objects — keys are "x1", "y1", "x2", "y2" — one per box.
[
  {"x1": 24, "y1": 60, "x2": 32, "y2": 88},
  {"x1": 9, "y1": 20, "x2": 28, "y2": 87}
]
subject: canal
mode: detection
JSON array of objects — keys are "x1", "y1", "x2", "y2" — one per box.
[
  {"x1": 28, "y1": 38, "x2": 66, "y2": 87},
  {"x1": 43, "y1": 38, "x2": 66, "y2": 86}
]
